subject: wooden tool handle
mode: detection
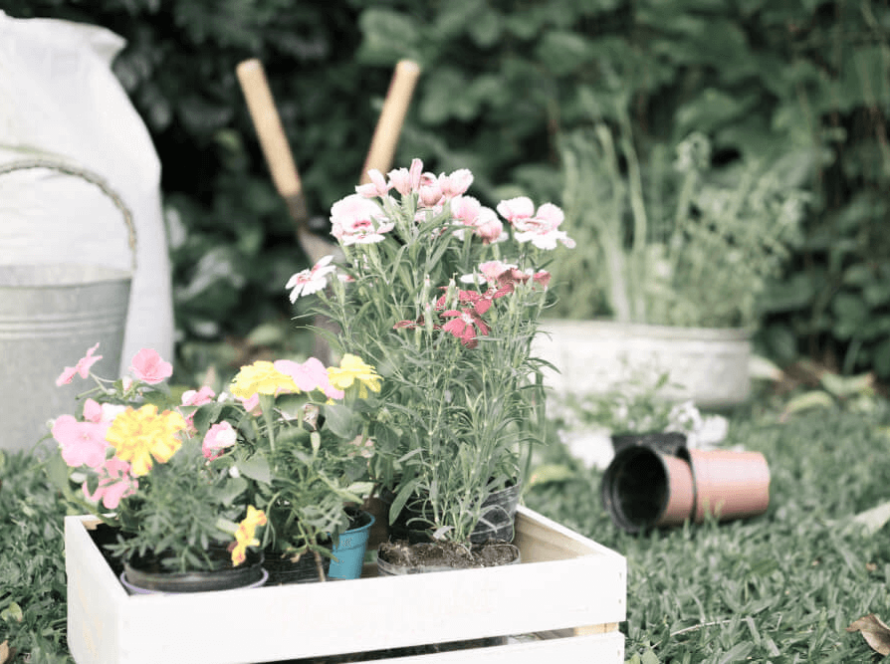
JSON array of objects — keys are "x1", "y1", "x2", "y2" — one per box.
[
  {"x1": 236, "y1": 59, "x2": 308, "y2": 221},
  {"x1": 360, "y1": 60, "x2": 422, "y2": 184}
]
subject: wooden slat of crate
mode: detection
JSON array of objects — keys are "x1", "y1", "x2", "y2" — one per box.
[{"x1": 66, "y1": 506, "x2": 625, "y2": 664}]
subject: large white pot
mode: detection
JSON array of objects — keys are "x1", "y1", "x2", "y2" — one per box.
[{"x1": 533, "y1": 319, "x2": 751, "y2": 409}]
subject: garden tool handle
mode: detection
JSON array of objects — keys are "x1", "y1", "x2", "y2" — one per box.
[
  {"x1": 360, "y1": 59, "x2": 421, "y2": 184},
  {"x1": 236, "y1": 58, "x2": 308, "y2": 223}
]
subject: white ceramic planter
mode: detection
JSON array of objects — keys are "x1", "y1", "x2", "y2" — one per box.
[{"x1": 533, "y1": 319, "x2": 751, "y2": 409}]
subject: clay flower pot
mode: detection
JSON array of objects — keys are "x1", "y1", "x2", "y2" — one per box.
[
  {"x1": 601, "y1": 445, "x2": 772, "y2": 533},
  {"x1": 685, "y1": 448, "x2": 771, "y2": 523}
]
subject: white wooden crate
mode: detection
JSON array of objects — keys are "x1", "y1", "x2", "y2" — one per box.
[{"x1": 66, "y1": 506, "x2": 626, "y2": 663}]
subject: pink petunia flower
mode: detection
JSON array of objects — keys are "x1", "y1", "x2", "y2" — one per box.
[
  {"x1": 82, "y1": 398, "x2": 126, "y2": 425},
  {"x1": 130, "y1": 349, "x2": 173, "y2": 385},
  {"x1": 286, "y1": 255, "x2": 337, "y2": 303},
  {"x1": 52, "y1": 414, "x2": 109, "y2": 469},
  {"x1": 273, "y1": 358, "x2": 344, "y2": 399},
  {"x1": 55, "y1": 343, "x2": 103, "y2": 386},
  {"x1": 179, "y1": 386, "x2": 216, "y2": 430},
  {"x1": 441, "y1": 307, "x2": 490, "y2": 349},
  {"x1": 330, "y1": 195, "x2": 394, "y2": 246},
  {"x1": 202, "y1": 422, "x2": 238, "y2": 460},
  {"x1": 181, "y1": 386, "x2": 216, "y2": 408},
  {"x1": 237, "y1": 393, "x2": 262, "y2": 415},
  {"x1": 83, "y1": 457, "x2": 138, "y2": 510},
  {"x1": 355, "y1": 169, "x2": 392, "y2": 198}
]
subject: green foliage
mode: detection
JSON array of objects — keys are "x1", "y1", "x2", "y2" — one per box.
[
  {"x1": 5, "y1": 0, "x2": 889, "y2": 378},
  {"x1": 0, "y1": 451, "x2": 70, "y2": 662}
]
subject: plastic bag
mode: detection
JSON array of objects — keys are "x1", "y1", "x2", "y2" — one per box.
[{"x1": 0, "y1": 11, "x2": 174, "y2": 371}]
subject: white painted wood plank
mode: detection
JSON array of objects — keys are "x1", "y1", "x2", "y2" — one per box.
[{"x1": 385, "y1": 631, "x2": 626, "y2": 663}]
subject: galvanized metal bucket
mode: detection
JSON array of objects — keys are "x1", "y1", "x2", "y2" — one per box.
[{"x1": 0, "y1": 160, "x2": 135, "y2": 453}]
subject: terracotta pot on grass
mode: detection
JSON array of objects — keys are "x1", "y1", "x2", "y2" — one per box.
[
  {"x1": 685, "y1": 448, "x2": 771, "y2": 523},
  {"x1": 602, "y1": 445, "x2": 771, "y2": 533}
]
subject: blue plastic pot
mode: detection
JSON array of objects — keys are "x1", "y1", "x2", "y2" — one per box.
[{"x1": 328, "y1": 511, "x2": 375, "y2": 580}]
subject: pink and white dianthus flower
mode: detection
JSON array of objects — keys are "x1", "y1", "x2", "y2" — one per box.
[
  {"x1": 286, "y1": 255, "x2": 337, "y2": 303},
  {"x1": 273, "y1": 358, "x2": 344, "y2": 400},
  {"x1": 130, "y1": 348, "x2": 173, "y2": 385},
  {"x1": 496, "y1": 197, "x2": 575, "y2": 250},
  {"x1": 55, "y1": 343, "x2": 103, "y2": 386},
  {"x1": 330, "y1": 194, "x2": 394, "y2": 245},
  {"x1": 52, "y1": 414, "x2": 109, "y2": 469},
  {"x1": 83, "y1": 457, "x2": 138, "y2": 510},
  {"x1": 82, "y1": 398, "x2": 126, "y2": 426},
  {"x1": 437, "y1": 169, "x2": 473, "y2": 199},
  {"x1": 355, "y1": 169, "x2": 392, "y2": 198},
  {"x1": 202, "y1": 421, "x2": 238, "y2": 460},
  {"x1": 387, "y1": 158, "x2": 424, "y2": 197},
  {"x1": 418, "y1": 173, "x2": 443, "y2": 208}
]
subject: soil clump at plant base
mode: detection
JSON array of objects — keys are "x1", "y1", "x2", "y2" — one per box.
[{"x1": 378, "y1": 539, "x2": 518, "y2": 569}]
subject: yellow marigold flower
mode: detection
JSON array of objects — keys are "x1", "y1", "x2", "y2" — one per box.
[
  {"x1": 232, "y1": 506, "x2": 267, "y2": 567},
  {"x1": 106, "y1": 404, "x2": 186, "y2": 477},
  {"x1": 230, "y1": 361, "x2": 299, "y2": 400},
  {"x1": 327, "y1": 354, "x2": 382, "y2": 399}
]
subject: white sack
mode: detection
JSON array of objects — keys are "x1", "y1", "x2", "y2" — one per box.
[{"x1": 0, "y1": 11, "x2": 174, "y2": 372}]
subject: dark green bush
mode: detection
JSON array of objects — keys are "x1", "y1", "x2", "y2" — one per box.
[{"x1": 5, "y1": 0, "x2": 890, "y2": 380}]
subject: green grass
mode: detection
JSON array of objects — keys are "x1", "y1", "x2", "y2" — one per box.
[
  {"x1": 0, "y1": 448, "x2": 70, "y2": 663},
  {"x1": 525, "y1": 402, "x2": 890, "y2": 663},
  {"x1": 3, "y1": 401, "x2": 890, "y2": 662}
]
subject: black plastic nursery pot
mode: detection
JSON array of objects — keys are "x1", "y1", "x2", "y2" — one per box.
[
  {"x1": 601, "y1": 445, "x2": 695, "y2": 534},
  {"x1": 121, "y1": 548, "x2": 266, "y2": 594},
  {"x1": 610, "y1": 431, "x2": 687, "y2": 457},
  {"x1": 382, "y1": 479, "x2": 523, "y2": 545},
  {"x1": 264, "y1": 548, "x2": 331, "y2": 585}
]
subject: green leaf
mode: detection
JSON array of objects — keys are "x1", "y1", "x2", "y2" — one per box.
[
  {"x1": 1, "y1": 602, "x2": 23, "y2": 623},
  {"x1": 237, "y1": 456, "x2": 271, "y2": 485},
  {"x1": 323, "y1": 403, "x2": 359, "y2": 440}
]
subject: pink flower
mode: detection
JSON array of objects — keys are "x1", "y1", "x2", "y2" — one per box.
[
  {"x1": 286, "y1": 255, "x2": 337, "y2": 303},
  {"x1": 330, "y1": 194, "x2": 394, "y2": 246},
  {"x1": 387, "y1": 158, "x2": 424, "y2": 197},
  {"x1": 441, "y1": 307, "x2": 490, "y2": 348},
  {"x1": 238, "y1": 393, "x2": 262, "y2": 415},
  {"x1": 83, "y1": 457, "x2": 138, "y2": 510},
  {"x1": 130, "y1": 349, "x2": 173, "y2": 385},
  {"x1": 438, "y1": 169, "x2": 474, "y2": 199},
  {"x1": 495, "y1": 197, "x2": 536, "y2": 223},
  {"x1": 83, "y1": 398, "x2": 126, "y2": 425},
  {"x1": 473, "y1": 207, "x2": 504, "y2": 243},
  {"x1": 273, "y1": 358, "x2": 344, "y2": 399},
  {"x1": 55, "y1": 343, "x2": 103, "y2": 386},
  {"x1": 450, "y1": 195, "x2": 482, "y2": 226},
  {"x1": 497, "y1": 198, "x2": 575, "y2": 250},
  {"x1": 181, "y1": 386, "x2": 216, "y2": 408},
  {"x1": 418, "y1": 173, "x2": 443, "y2": 208},
  {"x1": 179, "y1": 386, "x2": 216, "y2": 430},
  {"x1": 355, "y1": 169, "x2": 392, "y2": 198},
  {"x1": 202, "y1": 422, "x2": 238, "y2": 460},
  {"x1": 52, "y1": 414, "x2": 109, "y2": 469}
]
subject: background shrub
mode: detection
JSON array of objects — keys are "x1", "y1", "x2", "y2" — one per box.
[{"x1": 5, "y1": 0, "x2": 890, "y2": 382}]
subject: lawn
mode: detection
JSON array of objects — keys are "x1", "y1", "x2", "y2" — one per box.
[{"x1": 2, "y1": 391, "x2": 890, "y2": 663}]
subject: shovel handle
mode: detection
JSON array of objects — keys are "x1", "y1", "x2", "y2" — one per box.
[
  {"x1": 236, "y1": 59, "x2": 308, "y2": 221},
  {"x1": 360, "y1": 60, "x2": 421, "y2": 184}
]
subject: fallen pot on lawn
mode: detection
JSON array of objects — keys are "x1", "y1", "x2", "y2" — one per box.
[{"x1": 601, "y1": 445, "x2": 770, "y2": 533}]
